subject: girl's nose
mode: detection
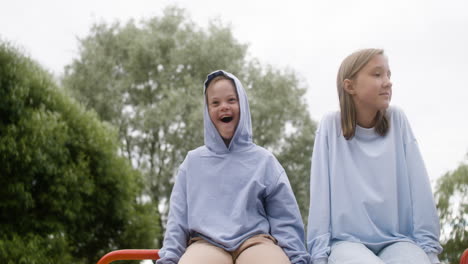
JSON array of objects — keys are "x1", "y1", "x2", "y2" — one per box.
[
  {"x1": 384, "y1": 77, "x2": 392, "y2": 89},
  {"x1": 387, "y1": 80, "x2": 393, "y2": 89},
  {"x1": 220, "y1": 102, "x2": 230, "y2": 111}
]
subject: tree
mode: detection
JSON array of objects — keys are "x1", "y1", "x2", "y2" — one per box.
[
  {"x1": 62, "y1": 6, "x2": 316, "y2": 243},
  {"x1": 435, "y1": 157, "x2": 468, "y2": 264},
  {"x1": 0, "y1": 41, "x2": 160, "y2": 264},
  {"x1": 243, "y1": 63, "x2": 316, "y2": 223}
]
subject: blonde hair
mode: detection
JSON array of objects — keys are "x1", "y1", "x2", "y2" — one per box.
[{"x1": 337, "y1": 48, "x2": 389, "y2": 140}]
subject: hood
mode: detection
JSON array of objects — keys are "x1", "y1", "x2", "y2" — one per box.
[{"x1": 203, "y1": 70, "x2": 253, "y2": 153}]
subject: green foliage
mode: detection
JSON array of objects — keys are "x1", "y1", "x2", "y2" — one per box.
[
  {"x1": 62, "y1": 6, "x2": 316, "y2": 244},
  {"x1": 0, "y1": 233, "x2": 73, "y2": 264},
  {"x1": 436, "y1": 160, "x2": 468, "y2": 264},
  {"x1": 0, "y1": 41, "x2": 160, "y2": 263},
  {"x1": 276, "y1": 117, "x2": 315, "y2": 224},
  {"x1": 243, "y1": 63, "x2": 316, "y2": 223}
]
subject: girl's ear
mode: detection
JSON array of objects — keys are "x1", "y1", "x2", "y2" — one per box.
[{"x1": 343, "y1": 79, "x2": 355, "y2": 95}]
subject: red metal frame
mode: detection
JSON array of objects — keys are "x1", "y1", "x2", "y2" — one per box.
[
  {"x1": 96, "y1": 248, "x2": 468, "y2": 264},
  {"x1": 97, "y1": 249, "x2": 159, "y2": 264},
  {"x1": 461, "y1": 248, "x2": 468, "y2": 264}
]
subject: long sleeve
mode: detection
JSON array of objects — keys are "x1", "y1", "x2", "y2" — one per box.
[
  {"x1": 307, "y1": 127, "x2": 331, "y2": 264},
  {"x1": 265, "y1": 170, "x2": 310, "y2": 264},
  {"x1": 156, "y1": 166, "x2": 189, "y2": 264},
  {"x1": 405, "y1": 139, "x2": 443, "y2": 263},
  {"x1": 398, "y1": 109, "x2": 442, "y2": 263}
]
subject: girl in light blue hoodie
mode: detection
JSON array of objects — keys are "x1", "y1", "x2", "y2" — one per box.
[
  {"x1": 157, "y1": 70, "x2": 309, "y2": 264},
  {"x1": 307, "y1": 49, "x2": 442, "y2": 264}
]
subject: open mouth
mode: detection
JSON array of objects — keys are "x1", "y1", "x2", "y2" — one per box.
[{"x1": 221, "y1": 116, "x2": 233, "y2": 123}]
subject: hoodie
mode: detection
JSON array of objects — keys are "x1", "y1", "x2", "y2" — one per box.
[{"x1": 156, "y1": 70, "x2": 309, "y2": 264}]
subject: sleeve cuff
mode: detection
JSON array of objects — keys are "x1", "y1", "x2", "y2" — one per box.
[
  {"x1": 427, "y1": 252, "x2": 440, "y2": 264},
  {"x1": 312, "y1": 257, "x2": 328, "y2": 264}
]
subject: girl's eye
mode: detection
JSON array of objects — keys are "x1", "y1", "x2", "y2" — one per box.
[
  {"x1": 374, "y1": 73, "x2": 381, "y2": 77},
  {"x1": 211, "y1": 101, "x2": 219, "y2": 106},
  {"x1": 229, "y1": 98, "x2": 237, "y2": 102}
]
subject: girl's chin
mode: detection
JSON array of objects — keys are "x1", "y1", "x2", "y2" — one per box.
[
  {"x1": 379, "y1": 102, "x2": 390, "y2": 110},
  {"x1": 221, "y1": 135, "x2": 234, "y2": 141}
]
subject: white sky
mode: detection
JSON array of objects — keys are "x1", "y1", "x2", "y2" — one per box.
[{"x1": 1, "y1": 0, "x2": 468, "y2": 183}]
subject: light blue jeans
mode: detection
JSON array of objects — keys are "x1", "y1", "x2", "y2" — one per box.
[{"x1": 328, "y1": 241, "x2": 432, "y2": 264}]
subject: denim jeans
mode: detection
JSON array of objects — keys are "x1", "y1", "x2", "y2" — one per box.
[{"x1": 328, "y1": 241, "x2": 432, "y2": 264}]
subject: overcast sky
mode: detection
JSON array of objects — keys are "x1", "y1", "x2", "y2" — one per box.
[{"x1": 1, "y1": 0, "x2": 468, "y2": 183}]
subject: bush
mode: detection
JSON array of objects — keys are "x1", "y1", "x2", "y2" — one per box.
[{"x1": 0, "y1": 41, "x2": 160, "y2": 263}]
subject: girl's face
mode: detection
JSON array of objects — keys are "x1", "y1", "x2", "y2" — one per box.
[
  {"x1": 206, "y1": 79, "x2": 240, "y2": 143},
  {"x1": 346, "y1": 54, "x2": 393, "y2": 114}
]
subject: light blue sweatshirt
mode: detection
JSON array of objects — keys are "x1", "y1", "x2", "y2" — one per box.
[
  {"x1": 157, "y1": 70, "x2": 309, "y2": 264},
  {"x1": 307, "y1": 106, "x2": 442, "y2": 264}
]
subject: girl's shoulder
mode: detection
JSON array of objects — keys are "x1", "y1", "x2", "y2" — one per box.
[
  {"x1": 321, "y1": 110, "x2": 341, "y2": 123},
  {"x1": 386, "y1": 105, "x2": 411, "y2": 127},
  {"x1": 386, "y1": 106, "x2": 417, "y2": 144},
  {"x1": 387, "y1": 105, "x2": 403, "y2": 117},
  {"x1": 178, "y1": 146, "x2": 209, "y2": 170},
  {"x1": 317, "y1": 110, "x2": 341, "y2": 137}
]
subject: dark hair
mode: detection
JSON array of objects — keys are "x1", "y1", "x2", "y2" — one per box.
[{"x1": 205, "y1": 75, "x2": 237, "y2": 104}]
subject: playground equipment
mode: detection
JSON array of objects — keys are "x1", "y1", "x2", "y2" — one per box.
[
  {"x1": 461, "y1": 248, "x2": 468, "y2": 264},
  {"x1": 97, "y1": 247, "x2": 468, "y2": 264},
  {"x1": 97, "y1": 249, "x2": 159, "y2": 264}
]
